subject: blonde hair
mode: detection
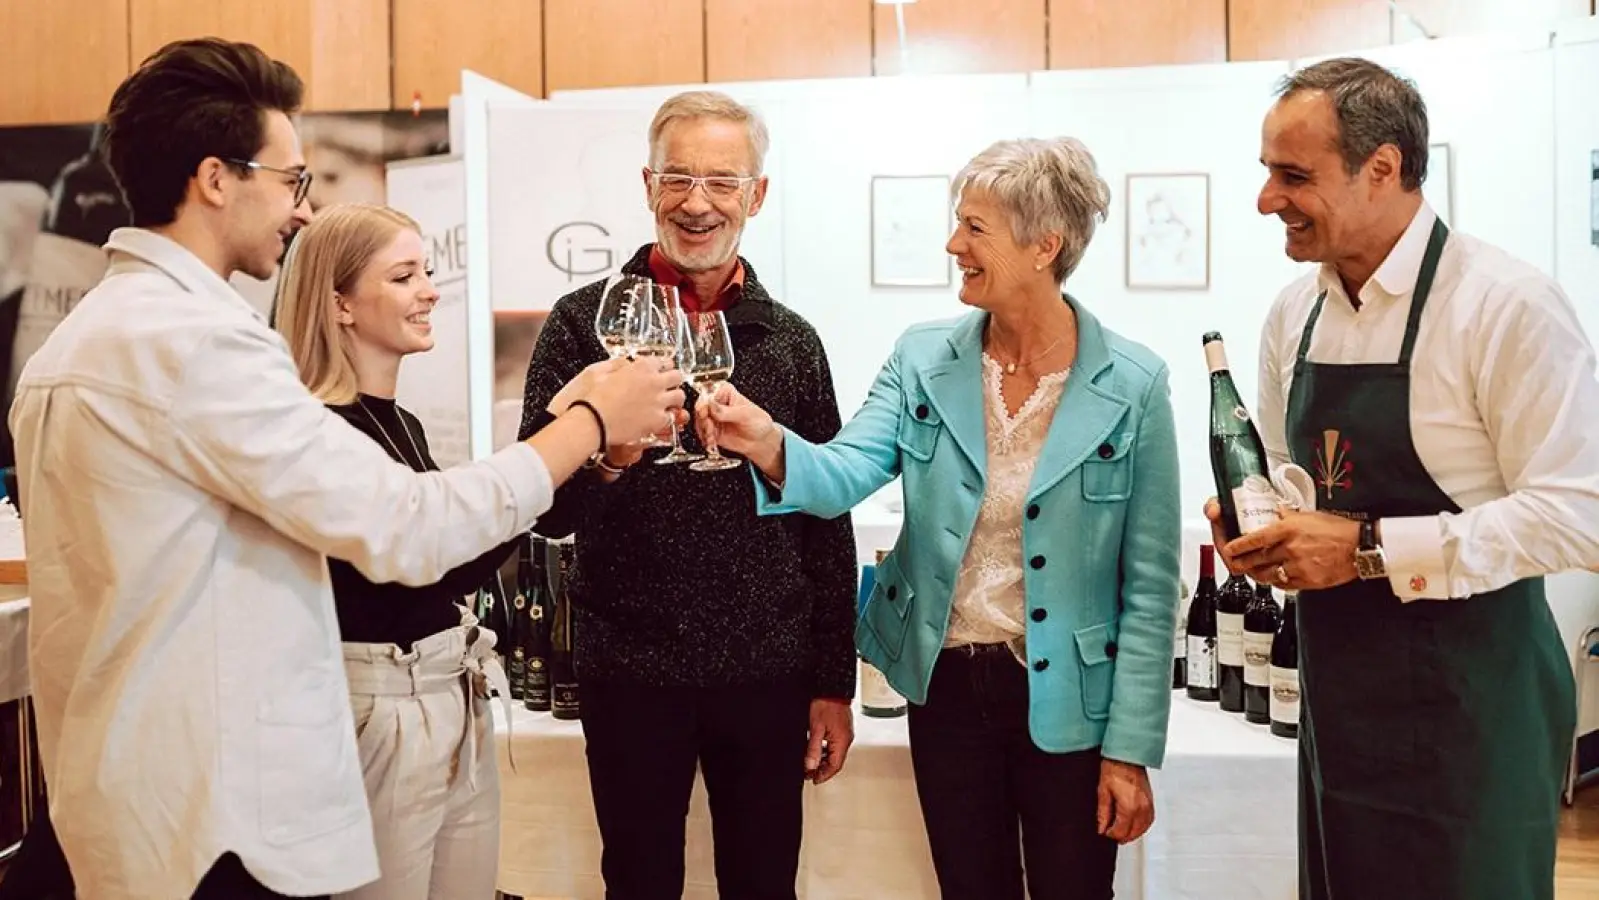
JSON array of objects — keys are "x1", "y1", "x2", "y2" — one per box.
[
  {"x1": 953, "y1": 137, "x2": 1112, "y2": 283},
  {"x1": 274, "y1": 203, "x2": 421, "y2": 405},
  {"x1": 648, "y1": 90, "x2": 770, "y2": 175}
]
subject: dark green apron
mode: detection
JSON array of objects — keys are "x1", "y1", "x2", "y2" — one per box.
[{"x1": 1285, "y1": 218, "x2": 1575, "y2": 900}]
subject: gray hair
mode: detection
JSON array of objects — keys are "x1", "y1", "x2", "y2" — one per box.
[
  {"x1": 648, "y1": 90, "x2": 771, "y2": 176},
  {"x1": 1275, "y1": 57, "x2": 1429, "y2": 191},
  {"x1": 952, "y1": 137, "x2": 1112, "y2": 283}
]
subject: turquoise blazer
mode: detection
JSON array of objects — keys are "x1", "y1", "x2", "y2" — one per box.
[{"x1": 755, "y1": 297, "x2": 1180, "y2": 768}]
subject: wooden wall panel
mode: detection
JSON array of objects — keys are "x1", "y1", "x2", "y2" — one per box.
[
  {"x1": 707, "y1": 0, "x2": 871, "y2": 83},
  {"x1": 1228, "y1": 0, "x2": 1392, "y2": 62},
  {"x1": 545, "y1": 0, "x2": 704, "y2": 93},
  {"x1": 0, "y1": 0, "x2": 131, "y2": 125},
  {"x1": 1049, "y1": 0, "x2": 1226, "y2": 69},
  {"x1": 393, "y1": 0, "x2": 544, "y2": 108},
  {"x1": 873, "y1": 0, "x2": 1047, "y2": 76},
  {"x1": 129, "y1": 0, "x2": 389, "y2": 112}
]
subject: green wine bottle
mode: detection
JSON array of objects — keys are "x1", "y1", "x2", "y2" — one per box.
[{"x1": 1204, "y1": 331, "x2": 1278, "y2": 541}]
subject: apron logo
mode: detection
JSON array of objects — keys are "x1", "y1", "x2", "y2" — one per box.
[{"x1": 1314, "y1": 428, "x2": 1353, "y2": 499}]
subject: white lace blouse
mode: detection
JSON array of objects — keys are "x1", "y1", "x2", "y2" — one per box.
[{"x1": 945, "y1": 355, "x2": 1071, "y2": 663}]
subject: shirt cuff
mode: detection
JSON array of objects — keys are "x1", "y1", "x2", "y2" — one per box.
[
  {"x1": 1379, "y1": 514, "x2": 1449, "y2": 601},
  {"x1": 482, "y1": 442, "x2": 555, "y2": 527}
]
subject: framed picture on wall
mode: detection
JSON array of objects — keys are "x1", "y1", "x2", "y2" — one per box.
[
  {"x1": 1425, "y1": 143, "x2": 1453, "y2": 225},
  {"x1": 1125, "y1": 172, "x2": 1209, "y2": 291},
  {"x1": 870, "y1": 175, "x2": 952, "y2": 287}
]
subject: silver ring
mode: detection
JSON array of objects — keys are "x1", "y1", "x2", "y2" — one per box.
[{"x1": 1276, "y1": 563, "x2": 1289, "y2": 584}]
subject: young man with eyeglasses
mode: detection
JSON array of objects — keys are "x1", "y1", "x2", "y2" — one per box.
[
  {"x1": 1, "y1": 38, "x2": 683, "y2": 900},
  {"x1": 519, "y1": 90, "x2": 859, "y2": 898}
]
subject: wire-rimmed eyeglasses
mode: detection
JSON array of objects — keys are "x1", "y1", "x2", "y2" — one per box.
[{"x1": 225, "y1": 158, "x2": 313, "y2": 207}]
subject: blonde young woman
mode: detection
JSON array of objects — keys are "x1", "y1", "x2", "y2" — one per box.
[{"x1": 274, "y1": 203, "x2": 671, "y2": 900}]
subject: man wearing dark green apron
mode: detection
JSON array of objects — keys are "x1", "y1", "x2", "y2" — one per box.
[{"x1": 1207, "y1": 57, "x2": 1595, "y2": 900}]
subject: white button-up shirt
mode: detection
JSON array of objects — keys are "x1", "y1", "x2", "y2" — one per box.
[
  {"x1": 10, "y1": 228, "x2": 555, "y2": 899},
  {"x1": 1257, "y1": 203, "x2": 1599, "y2": 601}
]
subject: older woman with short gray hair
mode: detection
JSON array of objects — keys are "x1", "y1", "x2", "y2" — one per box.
[{"x1": 704, "y1": 137, "x2": 1181, "y2": 898}]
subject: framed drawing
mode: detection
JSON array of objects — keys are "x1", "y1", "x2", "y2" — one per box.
[
  {"x1": 1425, "y1": 142, "x2": 1453, "y2": 225},
  {"x1": 1125, "y1": 172, "x2": 1209, "y2": 291},
  {"x1": 871, "y1": 175, "x2": 952, "y2": 287}
]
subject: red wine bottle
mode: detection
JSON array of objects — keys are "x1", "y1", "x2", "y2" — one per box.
[
  {"x1": 1243, "y1": 580, "x2": 1281, "y2": 724},
  {"x1": 1217, "y1": 573, "x2": 1250, "y2": 713},
  {"x1": 1185, "y1": 545, "x2": 1219, "y2": 702},
  {"x1": 1270, "y1": 592, "x2": 1300, "y2": 738}
]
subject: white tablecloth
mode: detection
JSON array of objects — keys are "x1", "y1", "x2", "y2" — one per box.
[
  {"x1": 492, "y1": 694, "x2": 1298, "y2": 900},
  {"x1": 0, "y1": 597, "x2": 28, "y2": 704}
]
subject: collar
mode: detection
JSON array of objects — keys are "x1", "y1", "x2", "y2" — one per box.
[
  {"x1": 102, "y1": 227, "x2": 265, "y2": 322},
  {"x1": 646, "y1": 244, "x2": 745, "y2": 312},
  {"x1": 948, "y1": 293, "x2": 1114, "y2": 381},
  {"x1": 1316, "y1": 202, "x2": 1437, "y2": 307}
]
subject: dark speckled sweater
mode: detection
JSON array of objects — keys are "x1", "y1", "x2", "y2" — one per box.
[{"x1": 520, "y1": 244, "x2": 858, "y2": 699}]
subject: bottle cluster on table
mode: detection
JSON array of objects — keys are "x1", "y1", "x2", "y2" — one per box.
[
  {"x1": 1180, "y1": 544, "x2": 1299, "y2": 739},
  {"x1": 478, "y1": 532, "x2": 580, "y2": 721},
  {"x1": 1186, "y1": 329, "x2": 1300, "y2": 738}
]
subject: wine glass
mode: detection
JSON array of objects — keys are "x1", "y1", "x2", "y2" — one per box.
[
  {"x1": 651, "y1": 290, "x2": 704, "y2": 466},
  {"x1": 682, "y1": 310, "x2": 741, "y2": 472},
  {"x1": 594, "y1": 274, "x2": 652, "y2": 359}
]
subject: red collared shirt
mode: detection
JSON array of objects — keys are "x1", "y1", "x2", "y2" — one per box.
[{"x1": 647, "y1": 245, "x2": 744, "y2": 313}]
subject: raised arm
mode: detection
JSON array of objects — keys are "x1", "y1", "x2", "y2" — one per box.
[
  {"x1": 165, "y1": 321, "x2": 680, "y2": 586},
  {"x1": 708, "y1": 346, "x2": 909, "y2": 521}
]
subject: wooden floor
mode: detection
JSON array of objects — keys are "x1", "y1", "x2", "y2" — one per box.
[
  {"x1": 3, "y1": 804, "x2": 1599, "y2": 897},
  {"x1": 1562, "y1": 786, "x2": 1599, "y2": 898}
]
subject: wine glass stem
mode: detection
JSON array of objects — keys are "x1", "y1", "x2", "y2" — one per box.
[{"x1": 670, "y1": 422, "x2": 685, "y2": 453}]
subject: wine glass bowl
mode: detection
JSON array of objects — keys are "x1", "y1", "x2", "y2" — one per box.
[{"x1": 682, "y1": 310, "x2": 741, "y2": 472}]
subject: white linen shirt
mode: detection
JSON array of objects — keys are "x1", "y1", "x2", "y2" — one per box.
[
  {"x1": 1257, "y1": 203, "x2": 1599, "y2": 601},
  {"x1": 9, "y1": 228, "x2": 555, "y2": 899}
]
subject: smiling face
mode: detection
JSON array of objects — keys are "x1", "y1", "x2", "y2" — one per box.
[
  {"x1": 335, "y1": 227, "x2": 439, "y2": 359},
  {"x1": 645, "y1": 116, "x2": 767, "y2": 274},
  {"x1": 945, "y1": 186, "x2": 1058, "y2": 311},
  {"x1": 1257, "y1": 90, "x2": 1386, "y2": 267},
  {"x1": 223, "y1": 110, "x2": 313, "y2": 281}
]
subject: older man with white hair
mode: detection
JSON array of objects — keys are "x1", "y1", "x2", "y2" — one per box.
[{"x1": 517, "y1": 90, "x2": 860, "y2": 899}]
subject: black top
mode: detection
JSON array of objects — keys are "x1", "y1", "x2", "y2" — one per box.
[
  {"x1": 519, "y1": 244, "x2": 859, "y2": 699},
  {"x1": 326, "y1": 394, "x2": 519, "y2": 649}
]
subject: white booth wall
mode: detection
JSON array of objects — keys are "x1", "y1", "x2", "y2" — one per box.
[{"x1": 468, "y1": 21, "x2": 1599, "y2": 714}]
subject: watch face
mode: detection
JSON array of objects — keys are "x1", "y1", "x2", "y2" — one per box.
[{"x1": 1355, "y1": 551, "x2": 1386, "y2": 579}]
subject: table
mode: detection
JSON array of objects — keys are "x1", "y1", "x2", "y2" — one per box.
[
  {"x1": 0, "y1": 598, "x2": 29, "y2": 705},
  {"x1": 492, "y1": 694, "x2": 1298, "y2": 900}
]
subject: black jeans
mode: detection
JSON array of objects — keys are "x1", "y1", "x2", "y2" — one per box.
[
  {"x1": 0, "y1": 808, "x2": 325, "y2": 900},
  {"x1": 580, "y1": 678, "x2": 811, "y2": 900},
  {"x1": 908, "y1": 644, "x2": 1119, "y2": 900}
]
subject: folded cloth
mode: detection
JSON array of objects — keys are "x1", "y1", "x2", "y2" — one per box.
[{"x1": 1271, "y1": 463, "x2": 1317, "y2": 514}]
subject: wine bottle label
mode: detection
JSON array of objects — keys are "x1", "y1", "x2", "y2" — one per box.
[
  {"x1": 859, "y1": 660, "x2": 905, "y2": 710},
  {"x1": 1174, "y1": 617, "x2": 1187, "y2": 658},
  {"x1": 1232, "y1": 476, "x2": 1280, "y2": 534},
  {"x1": 1217, "y1": 613, "x2": 1244, "y2": 667},
  {"x1": 1186, "y1": 635, "x2": 1216, "y2": 688},
  {"x1": 1243, "y1": 631, "x2": 1273, "y2": 686},
  {"x1": 1269, "y1": 665, "x2": 1301, "y2": 725}
]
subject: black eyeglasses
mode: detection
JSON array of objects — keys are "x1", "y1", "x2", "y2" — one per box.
[{"x1": 225, "y1": 158, "x2": 313, "y2": 207}]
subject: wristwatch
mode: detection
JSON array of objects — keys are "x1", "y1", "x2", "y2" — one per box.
[{"x1": 1354, "y1": 519, "x2": 1387, "y2": 580}]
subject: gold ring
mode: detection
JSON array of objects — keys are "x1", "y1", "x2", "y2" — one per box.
[{"x1": 1276, "y1": 563, "x2": 1289, "y2": 584}]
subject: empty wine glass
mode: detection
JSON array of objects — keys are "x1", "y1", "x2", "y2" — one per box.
[
  {"x1": 651, "y1": 291, "x2": 704, "y2": 466},
  {"x1": 594, "y1": 274, "x2": 652, "y2": 359},
  {"x1": 682, "y1": 310, "x2": 741, "y2": 472}
]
